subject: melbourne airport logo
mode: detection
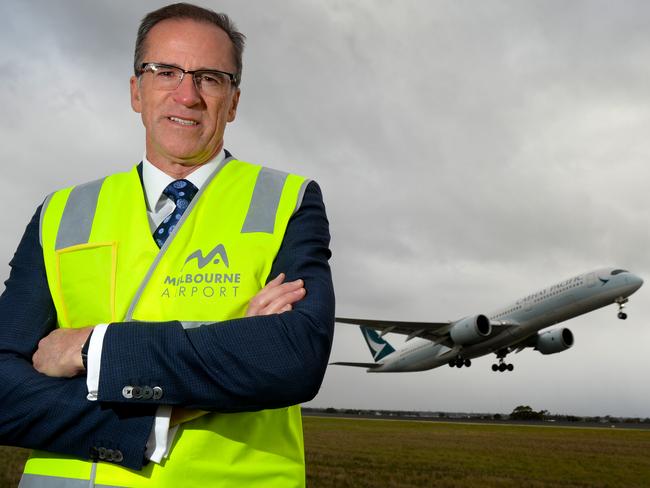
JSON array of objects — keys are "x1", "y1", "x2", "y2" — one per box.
[
  {"x1": 161, "y1": 244, "x2": 242, "y2": 299},
  {"x1": 183, "y1": 244, "x2": 230, "y2": 269}
]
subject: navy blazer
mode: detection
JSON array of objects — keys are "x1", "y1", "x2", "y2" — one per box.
[{"x1": 0, "y1": 178, "x2": 334, "y2": 470}]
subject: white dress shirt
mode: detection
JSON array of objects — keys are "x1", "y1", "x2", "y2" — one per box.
[{"x1": 86, "y1": 150, "x2": 225, "y2": 463}]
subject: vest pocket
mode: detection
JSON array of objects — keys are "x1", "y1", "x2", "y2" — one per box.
[{"x1": 55, "y1": 242, "x2": 117, "y2": 328}]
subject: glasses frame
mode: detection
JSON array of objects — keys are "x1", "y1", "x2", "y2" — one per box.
[{"x1": 138, "y1": 62, "x2": 238, "y2": 94}]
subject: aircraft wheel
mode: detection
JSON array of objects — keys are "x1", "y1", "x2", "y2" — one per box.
[
  {"x1": 491, "y1": 364, "x2": 498, "y2": 372},
  {"x1": 456, "y1": 361, "x2": 463, "y2": 368},
  {"x1": 618, "y1": 312, "x2": 627, "y2": 320},
  {"x1": 464, "y1": 359, "x2": 471, "y2": 367},
  {"x1": 449, "y1": 361, "x2": 455, "y2": 368},
  {"x1": 507, "y1": 364, "x2": 514, "y2": 371},
  {"x1": 498, "y1": 363, "x2": 507, "y2": 372}
]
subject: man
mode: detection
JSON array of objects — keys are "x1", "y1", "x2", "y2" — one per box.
[{"x1": 0, "y1": 3, "x2": 334, "y2": 487}]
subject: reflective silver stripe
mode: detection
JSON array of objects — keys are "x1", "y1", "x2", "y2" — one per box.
[
  {"x1": 19, "y1": 474, "x2": 86, "y2": 488},
  {"x1": 39, "y1": 193, "x2": 55, "y2": 247},
  {"x1": 55, "y1": 178, "x2": 105, "y2": 250},
  {"x1": 125, "y1": 157, "x2": 233, "y2": 320},
  {"x1": 180, "y1": 321, "x2": 211, "y2": 329},
  {"x1": 241, "y1": 167, "x2": 288, "y2": 234},
  {"x1": 293, "y1": 178, "x2": 312, "y2": 215},
  {"x1": 88, "y1": 461, "x2": 96, "y2": 488},
  {"x1": 19, "y1": 473, "x2": 124, "y2": 488}
]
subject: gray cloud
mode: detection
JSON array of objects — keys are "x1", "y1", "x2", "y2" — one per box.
[{"x1": 1, "y1": 0, "x2": 648, "y2": 417}]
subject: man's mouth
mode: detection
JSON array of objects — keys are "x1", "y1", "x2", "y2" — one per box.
[{"x1": 168, "y1": 116, "x2": 198, "y2": 126}]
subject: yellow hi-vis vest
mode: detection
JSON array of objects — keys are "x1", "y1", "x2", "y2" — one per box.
[{"x1": 22, "y1": 159, "x2": 310, "y2": 488}]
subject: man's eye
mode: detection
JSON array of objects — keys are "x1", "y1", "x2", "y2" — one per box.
[
  {"x1": 155, "y1": 70, "x2": 177, "y2": 78},
  {"x1": 200, "y1": 73, "x2": 225, "y2": 85}
]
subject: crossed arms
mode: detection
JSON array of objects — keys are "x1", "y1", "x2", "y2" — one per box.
[
  {"x1": 0, "y1": 182, "x2": 334, "y2": 470},
  {"x1": 32, "y1": 272, "x2": 307, "y2": 378}
]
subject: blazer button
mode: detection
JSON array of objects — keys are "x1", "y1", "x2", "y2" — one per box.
[
  {"x1": 113, "y1": 450, "x2": 124, "y2": 463},
  {"x1": 122, "y1": 386, "x2": 133, "y2": 399},
  {"x1": 89, "y1": 447, "x2": 100, "y2": 461},
  {"x1": 98, "y1": 447, "x2": 107, "y2": 460},
  {"x1": 152, "y1": 386, "x2": 163, "y2": 400},
  {"x1": 132, "y1": 386, "x2": 142, "y2": 399},
  {"x1": 142, "y1": 386, "x2": 153, "y2": 400}
]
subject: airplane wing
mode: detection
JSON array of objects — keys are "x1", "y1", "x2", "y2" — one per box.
[
  {"x1": 335, "y1": 317, "x2": 453, "y2": 344},
  {"x1": 507, "y1": 331, "x2": 542, "y2": 354},
  {"x1": 330, "y1": 361, "x2": 381, "y2": 369},
  {"x1": 335, "y1": 317, "x2": 520, "y2": 345}
]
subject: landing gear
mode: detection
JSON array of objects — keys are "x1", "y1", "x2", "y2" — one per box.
[
  {"x1": 615, "y1": 297, "x2": 628, "y2": 320},
  {"x1": 491, "y1": 349, "x2": 514, "y2": 372},
  {"x1": 448, "y1": 356, "x2": 471, "y2": 368},
  {"x1": 491, "y1": 362, "x2": 514, "y2": 372}
]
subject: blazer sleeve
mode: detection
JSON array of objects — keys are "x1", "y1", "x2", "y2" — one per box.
[
  {"x1": 96, "y1": 181, "x2": 335, "y2": 411},
  {"x1": 0, "y1": 206, "x2": 156, "y2": 470}
]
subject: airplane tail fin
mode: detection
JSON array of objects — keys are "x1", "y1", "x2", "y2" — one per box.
[{"x1": 361, "y1": 326, "x2": 396, "y2": 362}]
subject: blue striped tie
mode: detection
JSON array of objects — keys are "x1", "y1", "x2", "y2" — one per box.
[{"x1": 154, "y1": 179, "x2": 198, "y2": 248}]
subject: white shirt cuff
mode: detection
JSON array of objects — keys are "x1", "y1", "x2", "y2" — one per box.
[
  {"x1": 145, "y1": 406, "x2": 179, "y2": 462},
  {"x1": 85, "y1": 324, "x2": 109, "y2": 401}
]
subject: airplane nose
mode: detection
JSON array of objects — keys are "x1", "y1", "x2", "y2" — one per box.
[{"x1": 626, "y1": 273, "x2": 644, "y2": 292}]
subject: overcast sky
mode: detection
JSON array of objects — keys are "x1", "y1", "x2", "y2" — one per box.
[{"x1": 1, "y1": 1, "x2": 649, "y2": 417}]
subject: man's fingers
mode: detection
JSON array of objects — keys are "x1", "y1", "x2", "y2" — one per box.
[
  {"x1": 248, "y1": 279, "x2": 303, "y2": 311},
  {"x1": 246, "y1": 274, "x2": 288, "y2": 312},
  {"x1": 261, "y1": 287, "x2": 305, "y2": 315},
  {"x1": 259, "y1": 279, "x2": 304, "y2": 306},
  {"x1": 269, "y1": 273, "x2": 285, "y2": 285},
  {"x1": 246, "y1": 277, "x2": 306, "y2": 317}
]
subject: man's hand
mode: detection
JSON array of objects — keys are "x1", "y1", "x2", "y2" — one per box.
[
  {"x1": 245, "y1": 273, "x2": 305, "y2": 317},
  {"x1": 32, "y1": 327, "x2": 93, "y2": 378}
]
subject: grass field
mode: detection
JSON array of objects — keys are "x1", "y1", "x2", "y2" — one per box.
[
  {"x1": 1, "y1": 417, "x2": 649, "y2": 487},
  {"x1": 303, "y1": 416, "x2": 650, "y2": 488},
  {"x1": 0, "y1": 446, "x2": 28, "y2": 488}
]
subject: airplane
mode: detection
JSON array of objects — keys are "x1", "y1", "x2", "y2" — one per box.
[{"x1": 332, "y1": 267, "x2": 643, "y2": 373}]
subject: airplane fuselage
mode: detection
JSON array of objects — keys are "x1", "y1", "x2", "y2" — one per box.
[{"x1": 368, "y1": 268, "x2": 642, "y2": 372}]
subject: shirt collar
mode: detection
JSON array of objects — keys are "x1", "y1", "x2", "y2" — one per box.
[{"x1": 142, "y1": 150, "x2": 226, "y2": 212}]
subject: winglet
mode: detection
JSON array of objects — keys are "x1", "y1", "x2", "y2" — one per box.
[{"x1": 361, "y1": 326, "x2": 396, "y2": 362}]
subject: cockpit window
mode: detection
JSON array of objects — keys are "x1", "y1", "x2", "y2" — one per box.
[{"x1": 611, "y1": 269, "x2": 628, "y2": 275}]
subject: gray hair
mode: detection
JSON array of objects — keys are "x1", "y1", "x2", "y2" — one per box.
[{"x1": 134, "y1": 2, "x2": 245, "y2": 86}]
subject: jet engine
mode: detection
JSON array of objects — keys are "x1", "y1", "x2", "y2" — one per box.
[
  {"x1": 449, "y1": 314, "x2": 491, "y2": 345},
  {"x1": 535, "y1": 328, "x2": 574, "y2": 355}
]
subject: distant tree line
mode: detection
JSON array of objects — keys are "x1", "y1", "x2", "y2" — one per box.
[{"x1": 305, "y1": 406, "x2": 650, "y2": 424}]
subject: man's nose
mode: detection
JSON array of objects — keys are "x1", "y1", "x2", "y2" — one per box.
[{"x1": 173, "y1": 73, "x2": 202, "y2": 106}]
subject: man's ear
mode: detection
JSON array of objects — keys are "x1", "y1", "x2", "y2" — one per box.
[
  {"x1": 130, "y1": 76, "x2": 142, "y2": 113},
  {"x1": 227, "y1": 88, "x2": 240, "y2": 122}
]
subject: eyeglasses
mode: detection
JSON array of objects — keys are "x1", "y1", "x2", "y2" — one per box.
[{"x1": 138, "y1": 62, "x2": 238, "y2": 96}]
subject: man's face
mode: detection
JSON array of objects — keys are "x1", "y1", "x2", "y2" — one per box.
[{"x1": 130, "y1": 19, "x2": 240, "y2": 168}]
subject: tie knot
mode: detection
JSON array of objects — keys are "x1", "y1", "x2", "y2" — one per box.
[{"x1": 163, "y1": 179, "x2": 198, "y2": 208}]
